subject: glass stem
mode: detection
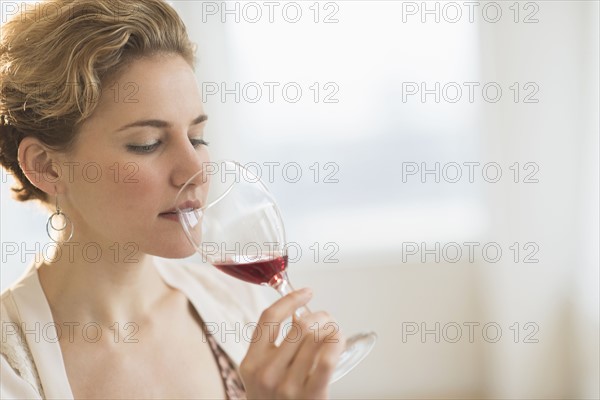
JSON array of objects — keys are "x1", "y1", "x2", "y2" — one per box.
[{"x1": 270, "y1": 271, "x2": 311, "y2": 319}]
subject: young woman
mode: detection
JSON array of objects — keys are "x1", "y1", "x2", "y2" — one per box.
[{"x1": 0, "y1": 1, "x2": 344, "y2": 398}]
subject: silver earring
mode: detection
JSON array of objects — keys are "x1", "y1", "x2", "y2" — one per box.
[{"x1": 46, "y1": 194, "x2": 74, "y2": 242}]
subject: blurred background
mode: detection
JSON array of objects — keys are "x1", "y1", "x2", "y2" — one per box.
[{"x1": 1, "y1": 1, "x2": 598, "y2": 398}]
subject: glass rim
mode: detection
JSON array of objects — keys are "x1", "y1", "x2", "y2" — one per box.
[{"x1": 174, "y1": 159, "x2": 288, "y2": 252}]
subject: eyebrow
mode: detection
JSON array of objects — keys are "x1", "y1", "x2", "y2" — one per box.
[{"x1": 115, "y1": 114, "x2": 208, "y2": 132}]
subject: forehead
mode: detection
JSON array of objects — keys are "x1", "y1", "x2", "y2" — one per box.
[{"x1": 82, "y1": 54, "x2": 203, "y2": 128}]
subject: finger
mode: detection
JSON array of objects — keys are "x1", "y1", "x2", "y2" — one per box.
[
  {"x1": 246, "y1": 288, "x2": 313, "y2": 357},
  {"x1": 303, "y1": 325, "x2": 346, "y2": 392},
  {"x1": 264, "y1": 311, "x2": 330, "y2": 379},
  {"x1": 284, "y1": 312, "x2": 340, "y2": 383},
  {"x1": 262, "y1": 312, "x2": 336, "y2": 400}
]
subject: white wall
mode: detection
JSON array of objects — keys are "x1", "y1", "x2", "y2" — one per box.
[{"x1": 478, "y1": 1, "x2": 600, "y2": 398}]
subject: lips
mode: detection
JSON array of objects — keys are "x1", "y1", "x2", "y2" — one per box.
[{"x1": 160, "y1": 199, "x2": 202, "y2": 215}]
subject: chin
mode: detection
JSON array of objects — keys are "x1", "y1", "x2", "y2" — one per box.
[
  {"x1": 144, "y1": 235, "x2": 198, "y2": 259},
  {"x1": 152, "y1": 244, "x2": 197, "y2": 259}
]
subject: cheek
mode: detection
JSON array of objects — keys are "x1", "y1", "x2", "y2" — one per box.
[
  {"x1": 67, "y1": 160, "x2": 165, "y2": 227},
  {"x1": 102, "y1": 162, "x2": 165, "y2": 213}
]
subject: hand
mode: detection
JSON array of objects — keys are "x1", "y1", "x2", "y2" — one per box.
[{"x1": 240, "y1": 288, "x2": 346, "y2": 399}]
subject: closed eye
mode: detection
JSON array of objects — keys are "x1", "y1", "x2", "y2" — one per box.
[
  {"x1": 126, "y1": 137, "x2": 208, "y2": 154},
  {"x1": 190, "y1": 138, "x2": 209, "y2": 148},
  {"x1": 126, "y1": 141, "x2": 161, "y2": 154}
]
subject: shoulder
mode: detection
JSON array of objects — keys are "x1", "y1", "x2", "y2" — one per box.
[
  {"x1": 152, "y1": 257, "x2": 276, "y2": 366},
  {"x1": 153, "y1": 256, "x2": 273, "y2": 322},
  {"x1": 1, "y1": 289, "x2": 44, "y2": 399}
]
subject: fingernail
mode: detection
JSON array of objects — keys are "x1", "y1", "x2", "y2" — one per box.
[{"x1": 299, "y1": 287, "x2": 313, "y2": 297}]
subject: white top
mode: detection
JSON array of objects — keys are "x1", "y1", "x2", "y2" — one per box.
[{"x1": 0, "y1": 257, "x2": 270, "y2": 399}]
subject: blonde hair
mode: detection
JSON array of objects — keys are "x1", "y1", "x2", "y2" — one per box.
[{"x1": 0, "y1": 0, "x2": 196, "y2": 203}]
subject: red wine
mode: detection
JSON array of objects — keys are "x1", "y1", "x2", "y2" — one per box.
[{"x1": 213, "y1": 255, "x2": 288, "y2": 285}]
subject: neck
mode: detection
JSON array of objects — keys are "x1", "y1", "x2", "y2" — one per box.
[{"x1": 38, "y1": 238, "x2": 173, "y2": 328}]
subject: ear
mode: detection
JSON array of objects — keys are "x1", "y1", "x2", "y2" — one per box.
[{"x1": 17, "y1": 137, "x2": 66, "y2": 196}]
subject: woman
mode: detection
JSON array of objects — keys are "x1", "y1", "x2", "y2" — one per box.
[{"x1": 0, "y1": 0, "x2": 345, "y2": 398}]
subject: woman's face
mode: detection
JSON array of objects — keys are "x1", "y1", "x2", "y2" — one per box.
[{"x1": 57, "y1": 53, "x2": 208, "y2": 258}]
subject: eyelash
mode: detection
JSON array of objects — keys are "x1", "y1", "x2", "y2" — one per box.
[
  {"x1": 127, "y1": 138, "x2": 209, "y2": 154},
  {"x1": 190, "y1": 138, "x2": 210, "y2": 148}
]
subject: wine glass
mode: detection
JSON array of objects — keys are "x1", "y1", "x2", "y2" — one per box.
[{"x1": 175, "y1": 160, "x2": 377, "y2": 383}]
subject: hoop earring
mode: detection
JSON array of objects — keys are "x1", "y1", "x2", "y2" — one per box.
[{"x1": 46, "y1": 194, "x2": 74, "y2": 242}]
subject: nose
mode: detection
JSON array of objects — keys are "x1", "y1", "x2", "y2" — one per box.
[{"x1": 170, "y1": 135, "x2": 210, "y2": 189}]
